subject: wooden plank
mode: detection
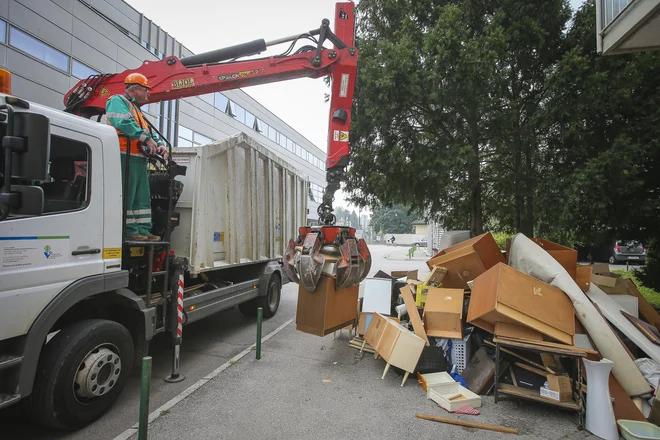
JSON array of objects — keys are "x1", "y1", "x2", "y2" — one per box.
[
  {"x1": 484, "y1": 340, "x2": 548, "y2": 370},
  {"x1": 509, "y1": 365, "x2": 518, "y2": 387},
  {"x1": 415, "y1": 413, "x2": 518, "y2": 435},
  {"x1": 514, "y1": 362, "x2": 548, "y2": 377},
  {"x1": 493, "y1": 337, "x2": 593, "y2": 357},
  {"x1": 498, "y1": 383, "x2": 579, "y2": 410},
  {"x1": 649, "y1": 398, "x2": 660, "y2": 425},
  {"x1": 495, "y1": 321, "x2": 543, "y2": 342},
  {"x1": 425, "y1": 266, "x2": 448, "y2": 286},
  {"x1": 399, "y1": 286, "x2": 430, "y2": 346},
  {"x1": 621, "y1": 310, "x2": 660, "y2": 345},
  {"x1": 575, "y1": 266, "x2": 592, "y2": 292},
  {"x1": 624, "y1": 279, "x2": 660, "y2": 329},
  {"x1": 591, "y1": 303, "x2": 636, "y2": 361}
]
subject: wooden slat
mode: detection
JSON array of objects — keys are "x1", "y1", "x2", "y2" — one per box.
[
  {"x1": 514, "y1": 362, "x2": 548, "y2": 377},
  {"x1": 621, "y1": 310, "x2": 660, "y2": 345},
  {"x1": 493, "y1": 337, "x2": 593, "y2": 357},
  {"x1": 399, "y1": 286, "x2": 430, "y2": 346},
  {"x1": 415, "y1": 413, "x2": 518, "y2": 435},
  {"x1": 575, "y1": 266, "x2": 592, "y2": 292},
  {"x1": 484, "y1": 340, "x2": 548, "y2": 370},
  {"x1": 498, "y1": 383, "x2": 579, "y2": 410},
  {"x1": 624, "y1": 279, "x2": 660, "y2": 329}
]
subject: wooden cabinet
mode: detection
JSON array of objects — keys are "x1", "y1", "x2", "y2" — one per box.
[
  {"x1": 468, "y1": 263, "x2": 575, "y2": 345},
  {"x1": 364, "y1": 313, "x2": 426, "y2": 385},
  {"x1": 296, "y1": 275, "x2": 358, "y2": 337},
  {"x1": 426, "y1": 232, "x2": 506, "y2": 289}
]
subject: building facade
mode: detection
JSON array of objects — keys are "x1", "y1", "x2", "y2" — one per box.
[{"x1": 0, "y1": 0, "x2": 327, "y2": 224}]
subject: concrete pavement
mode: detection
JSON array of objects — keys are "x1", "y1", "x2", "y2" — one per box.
[{"x1": 135, "y1": 322, "x2": 592, "y2": 440}]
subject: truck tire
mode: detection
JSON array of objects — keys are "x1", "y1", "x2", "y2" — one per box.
[
  {"x1": 238, "y1": 275, "x2": 281, "y2": 318},
  {"x1": 25, "y1": 319, "x2": 134, "y2": 430}
]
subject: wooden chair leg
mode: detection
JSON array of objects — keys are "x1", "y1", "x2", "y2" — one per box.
[
  {"x1": 382, "y1": 363, "x2": 391, "y2": 379},
  {"x1": 401, "y1": 371, "x2": 410, "y2": 387},
  {"x1": 360, "y1": 339, "x2": 367, "y2": 353}
]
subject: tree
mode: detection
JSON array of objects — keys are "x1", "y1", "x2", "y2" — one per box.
[
  {"x1": 543, "y1": 0, "x2": 660, "y2": 285},
  {"x1": 346, "y1": 0, "x2": 571, "y2": 238},
  {"x1": 370, "y1": 204, "x2": 415, "y2": 234}
]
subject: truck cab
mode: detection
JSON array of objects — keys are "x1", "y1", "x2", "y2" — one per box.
[{"x1": 0, "y1": 78, "x2": 290, "y2": 430}]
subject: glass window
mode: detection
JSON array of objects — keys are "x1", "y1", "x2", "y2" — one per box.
[
  {"x1": 194, "y1": 131, "x2": 213, "y2": 145},
  {"x1": 178, "y1": 125, "x2": 193, "y2": 141},
  {"x1": 279, "y1": 134, "x2": 287, "y2": 149},
  {"x1": 72, "y1": 60, "x2": 99, "y2": 80},
  {"x1": 231, "y1": 102, "x2": 246, "y2": 124},
  {"x1": 215, "y1": 92, "x2": 228, "y2": 112},
  {"x1": 296, "y1": 143, "x2": 302, "y2": 156},
  {"x1": 245, "y1": 111, "x2": 256, "y2": 129},
  {"x1": 268, "y1": 125, "x2": 278, "y2": 143},
  {"x1": 286, "y1": 138, "x2": 293, "y2": 152},
  {"x1": 0, "y1": 20, "x2": 6, "y2": 44},
  {"x1": 200, "y1": 93, "x2": 214, "y2": 106},
  {"x1": 40, "y1": 136, "x2": 91, "y2": 214},
  {"x1": 177, "y1": 137, "x2": 193, "y2": 147},
  {"x1": 141, "y1": 41, "x2": 148, "y2": 49},
  {"x1": 255, "y1": 118, "x2": 266, "y2": 133},
  {"x1": 9, "y1": 27, "x2": 69, "y2": 71}
]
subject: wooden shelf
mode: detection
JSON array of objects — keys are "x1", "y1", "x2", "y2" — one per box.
[{"x1": 498, "y1": 384, "x2": 580, "y2": 410}]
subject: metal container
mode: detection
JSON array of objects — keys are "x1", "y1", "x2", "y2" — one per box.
[{"x1": 170, "y1": 133, "x2": 308, "y2": 274}]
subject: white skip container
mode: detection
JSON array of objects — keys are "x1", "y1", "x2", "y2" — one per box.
[{"x1": 170, "y1": 132, "x2": 309, "y2": 274}]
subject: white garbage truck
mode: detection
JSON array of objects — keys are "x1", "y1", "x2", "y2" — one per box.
[{"x1": 0, "y1": 1, "x2": 368, "y2": 429}]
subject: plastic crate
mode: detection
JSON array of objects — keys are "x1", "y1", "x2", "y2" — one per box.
[{"x1": 450, "y1": 333, "x2": 471, "y2": 374}]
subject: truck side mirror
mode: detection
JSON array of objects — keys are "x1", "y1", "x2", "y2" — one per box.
[
  {"x1": 10, "y1": 112, "x2": 51, "y2": 181},
  {"x1": 0, "y1": 104, "x2": 50, "y2": 220},
  {"x1": 0, "y1": 185, "x2": 44, "y2": 216}
]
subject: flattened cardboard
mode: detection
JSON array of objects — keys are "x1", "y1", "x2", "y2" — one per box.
[
  {"x1": 391, "y1": 270, "x2": 418, "y2": 280},
  {"x1": 423, "y1": 288, "x2": 464, "y2": 339}
]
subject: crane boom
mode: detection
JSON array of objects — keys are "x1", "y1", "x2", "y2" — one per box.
[{"x1": 63, "y1": 1, "x2": 371, "y2": 292}]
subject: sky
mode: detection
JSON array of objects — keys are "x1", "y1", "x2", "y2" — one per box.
[{"x1": 125, "y1": 0, "x2": 587, "y2": 215}]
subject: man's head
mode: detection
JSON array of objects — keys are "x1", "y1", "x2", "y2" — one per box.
[{"x1": 124, "y1": 73, "x2": 150, "y2": 104}]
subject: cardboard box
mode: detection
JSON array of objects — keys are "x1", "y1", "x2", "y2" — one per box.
[
  {"x1": 426, "y1": 232, "x2": 506, "y2": 289},
  {"x1": 546, "y1": 374, "x2": 572, "y2": 402},
  {"x1": 467, "y1": 263, "x2": 575, "y2": 345},
  {"x1": 296, "y1": 275, "x2": 359, "y2": 337},
  {"x1": 423, "y1": 288, "x2": 464, "y2": 339}
]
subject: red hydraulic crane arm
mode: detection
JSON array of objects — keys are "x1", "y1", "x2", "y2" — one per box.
[{"x1": 63, "y1": 2, "x2": 357, "y2": 184}]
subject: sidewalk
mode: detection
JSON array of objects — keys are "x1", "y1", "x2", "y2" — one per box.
[
  {"x1": 132, "y1": 323, "x2": 591, "y2": 440},
  {"x1": 384, "y1": 245, "x2": 431, "y2": 261}
]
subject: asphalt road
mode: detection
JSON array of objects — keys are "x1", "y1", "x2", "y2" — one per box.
[{"x1": 0, "y1": 244, "x2": 429, "y2": 440}]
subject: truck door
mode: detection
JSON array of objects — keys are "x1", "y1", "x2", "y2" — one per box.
[{"x1": 0, "y1": 128, "x2": 104, "y2": 341}]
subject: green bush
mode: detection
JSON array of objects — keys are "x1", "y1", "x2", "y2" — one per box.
[
  {"x1": 640, "y1": 238, "x2": 660, "y2": 293},
  {"x1": 490, "y1": 232, "x2": 512, "y2": 251},
  {"x1": 612, "y1": 269, "x2": 660, "y2": 310}
]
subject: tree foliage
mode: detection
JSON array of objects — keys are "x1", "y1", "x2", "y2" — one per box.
[
  {"x1": 347, "y1": 0, "x2": 571, "y2": 237},
  {"x1": 345, "y1": 0, "x2": 660, "y2": 290},
  {"x1": 370, "y1": 204, "x2": 416, "y2": 234}
]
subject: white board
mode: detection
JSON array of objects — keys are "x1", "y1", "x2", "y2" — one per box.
[
  {"x1": 610, "y1": 295, "x2": 639, "y2": 318},
  {"x1": 587, "y1": 285, "x2": 660, "y2": 365},
  {"x1": 361, "y1": 278, "x2": 392, "y2": 315}
]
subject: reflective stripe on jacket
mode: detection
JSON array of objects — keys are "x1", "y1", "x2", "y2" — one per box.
[{"x1": 106, "y1": 94, "x2": 162, "y2": 156}]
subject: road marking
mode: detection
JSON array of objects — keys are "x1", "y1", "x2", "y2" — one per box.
[{"x1": 112, "y1": 317, "x2": 294, "y2": 440}]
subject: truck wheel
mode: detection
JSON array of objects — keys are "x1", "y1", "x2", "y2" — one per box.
[
  {"x1": 238, "y1": 276, "x2": 281, "y2": 318},
  {"x1": 257, "y1": 275, "x2": 281, "y2": 318},
  {"x1": 26, "y1": 319, "x2": 134, "y2": 430}
]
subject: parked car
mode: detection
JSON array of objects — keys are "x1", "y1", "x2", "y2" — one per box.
[
  {"x1": 575, "y1": 239, "x2": 646, "y2": 264},
  {"x1": 610, "y1": 240, "x2": 646, "y2": 264},
  {"x1": 413, "y1": 238, "x2": 427, "y2": 247}
]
